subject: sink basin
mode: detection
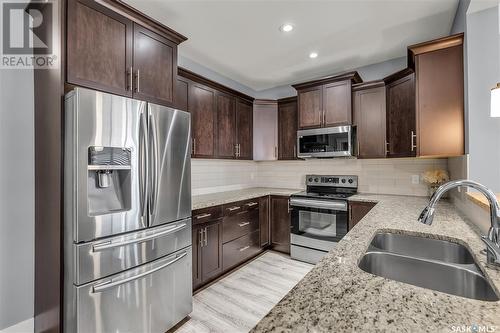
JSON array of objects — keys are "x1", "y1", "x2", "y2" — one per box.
[
  {"x1": 369, "y1": 232, "x2": 474, "y2": 264},
  {"x1": 359, "y1": 232, "x2": 499, "y2": 301}
]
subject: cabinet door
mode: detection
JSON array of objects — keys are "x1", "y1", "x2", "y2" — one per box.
[
  {"x1": 133, "y1": 23, "x2": 177, "y2": 106},
  {"x1": 175, "y1": 77, "x2": 188, "y2": 111},
  {"x1": 298, "y1": 86, "x2": 322, "y2": 129},
  {"x1": 216, "y1": 92, "x2": 236, "y2": 158},
  {"x1": 67, "y1": 0, "x2": 133, "y2": 97},
  {"x1": 270, "y1": 196, "x2": 291, "y2": 254},
  {"x1": 201, "y1": 220, "x2": 223, "y2": 282},
  {"x1": 190, "y1": 83, "x2": 216, "y2": 158},
  {"x1": 354, "y1": 86, "x2": 386, "y2": 158},
  {"x1": 386, "y1": 73, "x2": 416, "y2": 158},
  {"x1": 416, "y1": 45, "x2": 464, "y2": 157},
  {"x1": 235, "y1": 99, "x2": 253, "y2": 160},
  {"x1": 349, "y1": 201, "x2": 376, "y2": 230},
  {"x1": 192, "y1": 225, "x2": 203, "y2": 290},
  {"x1": 259, "y1": 196, "x2": 270, "y2": 247},
  {"x1": 278, "y1": 99, "x2": 298, "y2": 160},
  {"x1": 323, "y1": 80, "x2": 352, "y2": 126}
]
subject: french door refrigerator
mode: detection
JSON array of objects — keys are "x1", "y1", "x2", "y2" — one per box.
[{"x1": 63, "y1": 87, "x2": 192, "y2": 333}]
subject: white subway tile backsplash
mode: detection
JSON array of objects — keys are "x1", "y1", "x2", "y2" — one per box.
[{"x1": 192, "y1": 158, "x2": 449, "y2": 197}]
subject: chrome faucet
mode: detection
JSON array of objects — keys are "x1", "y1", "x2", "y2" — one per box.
[{"x1": 418, "y1": 180, "x2": 500, "y2": 267}]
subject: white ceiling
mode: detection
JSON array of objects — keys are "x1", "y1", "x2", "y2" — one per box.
[{"x1": 124, "y1": 0, "x2": 459, "y2": 91}]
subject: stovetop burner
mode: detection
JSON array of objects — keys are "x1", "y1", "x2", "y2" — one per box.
[
  {"x1": 292, "y1": 174, "x2": 359, "y2": 200},
  {"x1": 293, "y1": 191, "x2": 354, "y2": 200}
]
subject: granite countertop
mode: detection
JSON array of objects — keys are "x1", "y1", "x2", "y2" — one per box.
[
  {"x1": 192, "y1": 187, "x2": 301, "y2": 210},
  {"x1": 466, "y1": 192, "x2": 500, "y2": 211},
  {"x1": 252, "y1": 194, "x2": 500, "y2": 332}
]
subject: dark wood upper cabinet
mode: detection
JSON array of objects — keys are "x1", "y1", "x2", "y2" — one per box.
[
  {"x1": 133, "y1": 23, "x2": 177, "y2": 106},
  {"x1": 178, "y1": 68, "x2": 254, "y2": 160},
  {"x1": 293, "y1": 71, "x2": 362, "y2": 130},
  {"x1": 190, "y1": 83, "x2": 216, "y2": 158},
  {"x1": 175, "y1": 77, "x2": 188, "y2": 111},
  {"x1": 353, "y1": 82, "x2": 387, "y2": 159},
  {"x1": 67, "y1": 0, "x2": 186, "y2": 106},
  {"x1": 409, "y1": 34, "x2": 464, "y2": 157},
  {"x1": 384, "y1": 70, "x2": 416, "y2": 158},
  {"x1": 67, "y1": 0, "x2": 133, "y2": 97},
  {"x1": 270, "y1": 196, "x2": 291, "y2": 254},
  {"x1": 297, "y1": 86, "x2": 322, "y2": 129},
  {"x1": 278, "y1": 97, "x2": 298, "y2": 160},
  {"x1": 323, "y1": 80, "x2": 352, "y2": 127},
  {"x1": 349, "y1": 201, "x2": 376, "y2": 230},
  {"x1": 236, "y1": 98, "x2": 253, "y2": 160},
  {"x1": 216, "y1": 92, "x2": 236, "y2": 158}
]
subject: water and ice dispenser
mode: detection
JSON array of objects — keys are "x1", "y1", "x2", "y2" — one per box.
[{"x1": 87, "y1": 146, "x2": 132, "y2": 216}]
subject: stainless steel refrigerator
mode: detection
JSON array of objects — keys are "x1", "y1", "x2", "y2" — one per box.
[{"x1": 63, "y1": 87, "x2": 192, "y2": 333}]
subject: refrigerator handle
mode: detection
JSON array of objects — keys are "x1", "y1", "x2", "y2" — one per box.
[
  {"x1": 91, "y1": 251, "x2": 187, "y2": 293},
  {"x1": 149, "y1": 111, "x2": 160, "y2": 225},
  {"x1": 139, "y1": 104, "x2": 149, "y2": 222}
]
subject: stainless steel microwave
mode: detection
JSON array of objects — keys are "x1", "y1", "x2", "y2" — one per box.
[{"x1": 297, "y1": 126, "x2": 354, "y2": 158}]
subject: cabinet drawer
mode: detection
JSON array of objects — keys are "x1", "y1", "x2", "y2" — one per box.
[
  {"x1": 223, "y1": 230, "x2": 260, "y2": 271},
  {"x1": 192, "y1": 205, "x2": 223, "y2": 225},
  {"x1": 222, "y1": 209, "x2": 259, "y2": 244},
  {"x1": 241, "y1": 199, "x2": 259, "y2": 211},
  {"x1": 223, "y1": 199, "x2": 260, "y2": 216}
]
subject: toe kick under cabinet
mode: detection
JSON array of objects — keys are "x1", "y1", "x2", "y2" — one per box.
[{"x1": 191, "y1": 196, "x2": 272, "y2": 290}]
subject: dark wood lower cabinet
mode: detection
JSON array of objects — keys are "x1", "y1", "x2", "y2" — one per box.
[
  {"x1": 192, "y1": 196, "x2": 273, "y2": 291},
  {"x1": 270, "y1": 196, "x2": 291, "y2": 254},
  {"x1": 259, "y1": 196, "x2": 270, "y2": 247},
  {"x1": 222, "y1": 230, "x2": 260, "y2": 271},
  {"x1": 348, "y1": 201, "x2": 376, "y2": 230},
  {"x1": 192, "y1": 218, "x2": 223, "y2": 290}
]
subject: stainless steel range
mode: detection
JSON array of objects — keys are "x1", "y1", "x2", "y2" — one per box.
[{"x1": 290, "y1": 175, "x2": 358, "y2": 264}]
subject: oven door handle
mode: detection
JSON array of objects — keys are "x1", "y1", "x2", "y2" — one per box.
[{"x1": 289, "y1": 198, "x2": 347, "y2": 211}]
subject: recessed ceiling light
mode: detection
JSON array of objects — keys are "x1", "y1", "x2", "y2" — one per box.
[
  {"x1": 309, "y1": 52, "x2": 318, "y2": 59},
  {"x1": 280, "y1": 24, "x2": 294, "y2": 32}
]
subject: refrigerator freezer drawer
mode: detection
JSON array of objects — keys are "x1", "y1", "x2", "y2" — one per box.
[
  {"x1": 75, "y1": 218, "x2": 192, "y2": 285},
  {"x1": 74, "y1": 247, "x2": 192, "y2": 333}
]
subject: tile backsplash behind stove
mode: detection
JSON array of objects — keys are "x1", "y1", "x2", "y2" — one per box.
[{"x1": 192, "y1": 158, "x2": 449, "y2": 197}]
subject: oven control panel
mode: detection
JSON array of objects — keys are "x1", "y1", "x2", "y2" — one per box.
[{"x1": 306, "y1": 175, "x2": 358, "y2": 188}]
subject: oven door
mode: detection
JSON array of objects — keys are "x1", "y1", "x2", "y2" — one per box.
[
  {"x1": 297, "y1": 126, "x2": 352, "y2": 158},
  {"x1": 290, "y1": 197, "x2": 348, "y2": 251}
]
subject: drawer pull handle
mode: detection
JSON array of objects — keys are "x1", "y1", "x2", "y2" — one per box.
[
  {"x1": 246, "y1": 202, "x2": 258, "y2": 207},
  {"x1": 238, "y1": 222, "x2": 250, "y2": 227},
  {"x1": 228, "y1": 206, "x2": 240, "y2": 211},
  {"x1": 196, "y1": 213, "x2": 212, "y2": 219},
  {"x1": 239, "y1": 246, "x2": 250, "y2": 252}
]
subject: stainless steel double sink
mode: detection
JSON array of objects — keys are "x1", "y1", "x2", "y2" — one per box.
[{"x1": 358, "y1": 232, "x2": 499, "y2": 301}]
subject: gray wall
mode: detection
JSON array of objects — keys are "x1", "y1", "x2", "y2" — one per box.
[
  {"x1": 0, "y1": 69, "x2": 35, "y2": 329},
  {"x1": 451, "y1": 0, "x2": 471, "y2": 34},
  {"x1": 180, "y1": 54, "x2": 407, "y2": 100},
  {"x1": 178, "y1": 55, "x2": 257, "y2": 98},
  {"x1": 467, "y1": 6, "x2": 500, "y2": 191},
  {"x1": 254, "y1": 56, "x2": 407, "y2": 100}
]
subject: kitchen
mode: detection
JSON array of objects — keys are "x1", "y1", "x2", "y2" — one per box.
[{"x1": 1, "y1": 0, "x2": 500, "y2": 332}]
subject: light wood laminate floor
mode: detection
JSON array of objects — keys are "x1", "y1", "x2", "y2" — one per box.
[{"x1": 175, "y1": 251, "x2": 313, "y2": 333}]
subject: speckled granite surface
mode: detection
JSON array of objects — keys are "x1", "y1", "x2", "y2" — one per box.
[
  {"x1": 252, "y1": 194, "x2": 500, "y2": 332},
  {"x1": 192, "y1": 187, "x2": 301, "y2": 210}
]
